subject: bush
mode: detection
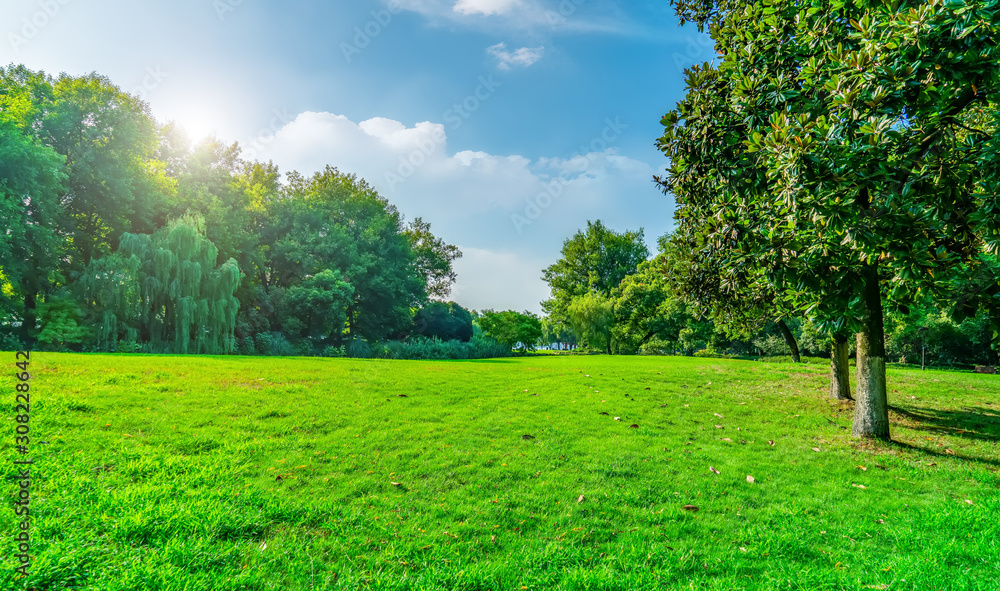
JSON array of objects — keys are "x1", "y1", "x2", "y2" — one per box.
[
  {"x1": 323, "y1": 345, "x2": 346, "y2": 358},
  {"x1": 346, "y1": 338, "x2": 373, "y2": 359},
  {"x1": 468, "y1": 335, "x2": 512, "y2": 359},
  {"x1": 238, "y1": 337, "x2": 256, "y2": 356}
]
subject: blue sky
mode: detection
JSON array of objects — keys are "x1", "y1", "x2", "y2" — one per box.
[{"x1": 2, "y1": 0, "x2": 715, "y2": 313}]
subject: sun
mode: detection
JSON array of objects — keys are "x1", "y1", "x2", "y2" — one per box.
[{"x1": 157, "y1": 100, "x2": 224, "y2": 145}]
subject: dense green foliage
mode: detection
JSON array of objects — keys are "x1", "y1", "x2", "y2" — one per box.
[
  {"x1": 3, "y1": 353, "x2": 997, "y2": 589},
  {"x1": 478, "y1": 309, "x2": 544, "y2": 352},
  {"x1": 657, "y1": 0, "x2": 1000, "y2": 438},
  {"x1": 0, "y1": 66, "x2": 462, "y2": 356}
]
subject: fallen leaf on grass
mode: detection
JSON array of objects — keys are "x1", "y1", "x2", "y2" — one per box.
[
  {"x1": 858, "y1": 465, "x2": 868, "y2": 471},
  {"x1": 390, "y1": 482, "x2": 402, "y2": 486},
  {"x1": 715, "y1": 425, "x2": 724, "y2": 429},
  {"x1": 397, "y1": 394, "x2": 408, "y2": 398},
  {"x1": 599, "y1": 412, "x2": 609, "y2": 415},
  {"x1": 746, "y1": 475, "x2": 755, "y2": 484},
  {"x1": 577, "y1": 495, "x2": 585, "y2": 503},
  {"x1": 714, "y1": 413, "x2": 724, "y2": 418},
  {"x1": 521, "y1": 434, "x2": 536, "y2": 440},
  {"x1": 768, "y1": 440, "x2": 775, "y2": 446},
  {"x1": 614, "y1": 417, "x2": 621, "y2": 421},
  {"x1": 682, "y1": 505, "x2": 699, "y2": 512},
  {"x1": 722, "y1": 438, "x2": 732, "y2": 442},
  {"x1": 709, "y1": 466, "x2": 720, "y2": 475},
  {"x1": 966, "y1": 500, "x2": 974, "y2": 505},
  {"x1": 852, "y1": 484, "x2": 867, "y2": 489},
  {"x1": 628, "y1": 424, "x2": 639, "y2": 429},
  {"x1": 812, "y1": 447, "x2": 821, "y2": 452},
  {"x1": 875, "y1": 519, "x2": 885, "y2": 524}
]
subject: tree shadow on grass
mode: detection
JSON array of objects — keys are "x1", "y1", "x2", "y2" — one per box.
[
  {"x1": 885, "y1": 404, "x2": 1000, "y2": 469},
  {"x1": 886, "y1": 438, "x2": 1000, "y2": 470},
  {"x1": 888, "y1": 405, "x2": 1000, "y2": 445}
]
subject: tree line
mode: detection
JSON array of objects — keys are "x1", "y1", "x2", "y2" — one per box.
[{"x1": 1, "y1": 65, "x2": 543, "y2": 357}]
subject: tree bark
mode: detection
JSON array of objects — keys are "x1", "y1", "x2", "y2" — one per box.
[
  {"x1": 852, "y1": 265, "x2": 890, "y2": 439},
  {"x1": 829, "y1": 333, "x2": 852, "y2": 400},
  {"x1": 776, "y1": 319, "x2": 801, "y2": 363}
]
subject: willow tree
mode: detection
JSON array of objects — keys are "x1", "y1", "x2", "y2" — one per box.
[
  {"x1": 659, "y1": 0, "x2": 1000, "y2": 438},
  {"x1": 82, "y1": 215, "x2": 242, "y2": 353}
]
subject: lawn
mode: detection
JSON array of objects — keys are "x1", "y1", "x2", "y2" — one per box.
[{"x1": 2, "y1": 353, "x2": 998, "y2": 590}]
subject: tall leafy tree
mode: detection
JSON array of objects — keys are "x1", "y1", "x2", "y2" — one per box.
[
  {"x1": 81, "y1": 214, "x2": 242, "y2": 354},
  {"x1": 0, "y1": 114, "x2": 66, "y2": 345},
  {"x1": 404, "y1": 217, "x2": 462, "y2": 300},
  {"x1": 270, "y1": 167, "x2": 425, "y2": 342},
  {"x1": 479, "y1": 310, "x2": 543, "y2": 352},
  {"x1": 542, "y1": 220, "x2": 649, "y2": 329},
  {"x1": 658, "y1": 0, "x2": 999, "y2": 438}
]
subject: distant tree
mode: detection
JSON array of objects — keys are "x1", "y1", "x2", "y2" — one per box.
[
  {"x1": 0, "y1": 117, "x2": 65, "y2": 346},
  {"x1": 81, "y1": 214, "x2": 242, "y2": 354},
  {"x1": 36, "y1": 295, "x2": 88, "y2": 350},
  {"x1": 269, "y1": 167, "x2": 426, "y2": 342},
  {"x1": 567, "y1": 292, "x2": 615, "y2": 354},
  {"x1": 281, "y1": 270, "x2": 354, "y2": 343},
  {"x1": 542, "y1": 220, "x2": 649, "y2": 330},
  {"x1": 404, "y1": 218, "x2": 462, "y2": 300},
  {"x1": 479, "y1": 310, "x2": 543, "y2": 353},
  {"x1": 413, "y1": 301, "x2": 473, "y2": 342}
]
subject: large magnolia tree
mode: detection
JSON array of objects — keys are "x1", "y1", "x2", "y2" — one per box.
[{"x1": 659, "y1": 0, "x2": 1000, "y2": 438}]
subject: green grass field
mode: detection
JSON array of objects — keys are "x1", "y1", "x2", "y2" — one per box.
[{"x1": 2, "y1": 353, "x2": 998, "y2": 590}]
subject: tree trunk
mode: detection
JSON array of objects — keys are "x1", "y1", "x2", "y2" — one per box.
[
  {"x1": 852, "y1": 265, "x2": 890, "y2": 439},
  {"x1": 22, "y1": 291, "x2": 37, "y2": 348},
  {"x1": 776, "y1": 319, "x2": 801, "y2": 363},
  {"x1": 829, "y1": 333, "x2": 852, "y2": 400}
]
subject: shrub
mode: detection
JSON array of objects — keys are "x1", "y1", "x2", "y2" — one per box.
[{"x1": 346, "y1": 338, "x2": 373, "y2": 359}]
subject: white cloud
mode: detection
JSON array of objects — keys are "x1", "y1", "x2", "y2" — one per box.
[
  {"x1": 450, "y1": 247, "x2": 551, "y2": 312},
  {"x1": 394, "y1": 0, "x2": 629, "y2": 34},
  {"x1": 453, "y1": 0, "x2": 522, "y2": 16},
  {"x1": 256, "y1": 111, "x2": 674, "y2": 313},
  {"x1": 486, "y1": 42, "x2": 545, "y2": 70}
]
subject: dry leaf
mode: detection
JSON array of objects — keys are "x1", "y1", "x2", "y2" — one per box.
[
  {"x1": 746, "y1": 475, "x2": 755, "y2": 484},
  {"x1": 629, "y1": 424, "x2": 639, "y2": 429},
  {"x1": 722, "y1": 437, "x2": 732, "y2": 442},
  {"x1": 965, "y1": 499, "x2": 974, "y2": 505},
  {"x1": 521, "y1": 434, "x2": 536, "y2": 440},
  {"x1": 599, "y1": 412, "x2": 609, "y2": 415},
  {"x1": 614, "y1": 417, "x2": 621, "y2": 421},
  {"x1": 709, "y1": 466, "x2": 720, "y2": 475},
  {"x1": 577, "y1": 495, "x2": 585, "y2": 503},
  {"x1": 858, "y1": 465, "x2": 868, "y2": 471},
  {"x1": 768, "y1": 440, "x2": 775, "y2": 446},
  {"x1": 715, "y1": 425, "x2": 724, "y2": 429},
  {"x1": 391, "y1": 481, "x2": 402, "y2": 486},
  {"x1": 682, "y1": 505, "x2": 699, "y2": 512},
  {"x1": 812, "y1": 447, "x2": 821, "y2": 452},
  {"x1": 714, "y1": 413, "x2": 724, "y2": 418},
  {"x1": 875, "y1": 519, "x2": 885, "y2": 524}
]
